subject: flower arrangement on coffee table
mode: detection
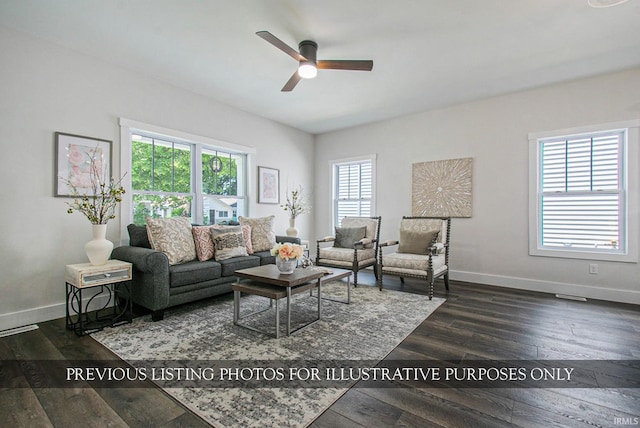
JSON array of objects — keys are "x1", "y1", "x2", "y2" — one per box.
[{"x1": 271, "y1": 242, "x2": 304, "y2": 273}]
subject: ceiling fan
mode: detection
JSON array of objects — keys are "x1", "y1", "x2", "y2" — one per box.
[{"x1": 256, "y1": 31, "x2": 374, "y2": 92}]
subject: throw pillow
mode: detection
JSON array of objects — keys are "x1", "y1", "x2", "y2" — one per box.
[
  {"x1": 398, "y1": 229, "x2": 440, "y2": 255},
  {"x1": 241, "y1": 224, "x2": 253, "y2": 254},
  {"x1": 239, "y1": 216, "x2": 276, "y2": 253},
  {"x1": 127, "y1": 224, "x2": 151, "y2": 249},
  {"x1": 211, "y1": 226, "x2": 248, "y2": 261},
  {"x1": 334, "y1": 226, "x2": 367, "y2": 249},
  {"x1": 192, "y1": 226, "x2": 216, "y2": 261},
  {"x1": 146, "y1": 217, "x2": 196, "y2": 265},
  {"x1": 341, "y1": 217, "x2": 378, "y2": 248}
]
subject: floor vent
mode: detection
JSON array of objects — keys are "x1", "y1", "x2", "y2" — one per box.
[
  {"x1": 555, "y1": 294, "x2": 587, "y2": 302},
  {"x1": 0, "y1": 324, "x2": 39, "y2": 338}
]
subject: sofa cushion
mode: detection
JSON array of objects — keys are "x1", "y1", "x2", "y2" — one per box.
[
  {"x1": 398, "y1": 229, "x2": 439, "y2": 255},
  {"x1": 127, "y1": 224, "x2": 151, "y2": 249},
  {"x1": 218, "y1": 255, "x2": 260, "y2": 276},
  {"x1": 211, "y1": 226, "x2": 248, "y2": 261},
  {"x1": 253, "y1": 250, "x2": 276, "y2": 265},
  {"x1": 239, "y1": 215, "x2": 276, "y2": 253},
  {"x1": 169, "y1": 260, "x2": 222, "y2": 288},
  {"x1": 192, "y1": 225, "x2": 216, "y2": 261},
  {"x1": 191, "y1": 224, "x2": 253, "y2": 261},
  {"x1": 241, "y1": 224, "x2": 253, "y2": 254},
  {"x1": 146, "y1": 217, "x2": 196, "y2": 265},
  {"x1": 334, "y1": 226, "x2": 367, "y2": 249}
]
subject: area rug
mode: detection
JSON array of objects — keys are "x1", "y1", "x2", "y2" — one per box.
[{"x1": 92, "y1": 282, "x2": 444, "y2": 427}]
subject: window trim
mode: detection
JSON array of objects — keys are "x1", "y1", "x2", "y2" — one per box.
[
  {"x1": 329, "y1": 154, "x2": 377, "y2": 230},
  {"x1": 528, "y1": 119, "x2": 639, "y2": 262},
  {"x1": 119, "y1": 118, "x2": 255, "y2": 242}
]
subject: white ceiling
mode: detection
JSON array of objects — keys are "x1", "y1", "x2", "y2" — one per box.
[{"x1": 1, "y1": 0, "x2": 639, "y2": 134}]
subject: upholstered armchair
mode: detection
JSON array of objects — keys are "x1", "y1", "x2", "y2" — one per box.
[
  {"x1": 316, "y1": 216, "x2": 381, "y2": 286},
  {"x1": 377, "y1": 216, "x2": 451, "y2": 299}
]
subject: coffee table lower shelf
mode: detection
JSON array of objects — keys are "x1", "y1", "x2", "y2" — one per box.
[{"x1": 232, "y1": 280, "x2": 321, "y2": 339}]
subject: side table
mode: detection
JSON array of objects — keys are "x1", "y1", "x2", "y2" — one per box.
[{"x1": 65, "y1": 260, "x2": 133, "y2": 336}]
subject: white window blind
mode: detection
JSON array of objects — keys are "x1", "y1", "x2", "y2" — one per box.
[
  {"x1": 334, "y1": 160, "x2": 373, "y2": 225},
  {"x1": 538, "y1": 130, "x2": 625, "y2": 253}
]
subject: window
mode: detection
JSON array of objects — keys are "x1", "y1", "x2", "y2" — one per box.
[
  {"x1": 331, "y1": 155, "x2": 376, "y2": 227},
  {"x1": 119, "y1": 119, "x2": 252, "y2": 228},
  {"x1": 130, "y1": 136, "x2": 193, "y2": 224},
  {"x1": 529, "y1": 120, "x2": 639, "y2": 262},
  {"x1": 201, "y1": 148, "x2": 246, "y2": 225}
]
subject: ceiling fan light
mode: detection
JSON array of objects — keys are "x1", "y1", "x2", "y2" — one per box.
[{"x1": 298, "y1": 62, "x2": 317, "y2": 79}]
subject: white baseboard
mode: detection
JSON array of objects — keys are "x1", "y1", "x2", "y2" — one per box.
[
  {"x1": 450, "y1": 270, "x2": 640, "y2": 305},
  {"x1": 0, "y1": 294, "x2": 112, "y2": 333},
  {"x1": 2, "y1": 271, "x2": 638, "y2": 332}
]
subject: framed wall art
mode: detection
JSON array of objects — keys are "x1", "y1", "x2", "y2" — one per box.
[
  {"x1": 412, "y1": 157, "x2": 473, "y2": 217},
  {"x1": 257, "y1": 166, "x2": 279, "y2": 204},
  {"x1": 55, "y1": 132, "x2": 112, "y2": 197}
]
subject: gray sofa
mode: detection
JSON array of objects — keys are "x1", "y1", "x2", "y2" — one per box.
[{"x1": 112, "y1": 224, "x2": 299, "y2": 321}]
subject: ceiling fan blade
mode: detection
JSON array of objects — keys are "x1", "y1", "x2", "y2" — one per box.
[
  {"x1": 256, "y1": 31, "x2": 305, "y2": 62},
  {"x1": 317, "y1": 60, "x2": 373, "y2": 71},
  {"x1": 281, "y1": 71, "x2": 302, "y2": 92}
]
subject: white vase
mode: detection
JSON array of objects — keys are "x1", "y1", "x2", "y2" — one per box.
[
  {"x1": 85, "y1": 224, "x2": 114, "y2": 266},
  {"x1": 286, "y1": 218, "x2": 299, "y2": 237},
  {"x1": 276, "y1": 257, "x2": 297, "y2": 274}
]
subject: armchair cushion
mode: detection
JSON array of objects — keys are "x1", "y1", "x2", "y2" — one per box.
[
  {"x1": 319, "y1": 247, "x2": 376, "y2": 263},
  {"x1": 398, "y1": 229, "x2": 439, "y2": 255},
  {"x1": 334, "y1": 226, "x2": 367, "y2": 249},
  {"x1": 341, "y1": 217, "x2": 378, "y2": 248},
  {"x1": 382, "y1": 252, "x2": 447, "y2": 274}
]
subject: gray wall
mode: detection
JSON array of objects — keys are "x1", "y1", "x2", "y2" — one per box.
[
  {"x1": 315, "y1": 68, "x2": 640, "y2": 304},
  {"x1": 0, "y1": 27, "x2": 314, "y2": 330}
]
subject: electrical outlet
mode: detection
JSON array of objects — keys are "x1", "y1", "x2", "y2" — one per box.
[{"x1": 589, "y1": 263, "x2": 598, "y2": 274}]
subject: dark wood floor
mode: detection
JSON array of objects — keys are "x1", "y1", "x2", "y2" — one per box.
[{"x1": 2, "y1": 272, "x2": 638, "y2": 427}]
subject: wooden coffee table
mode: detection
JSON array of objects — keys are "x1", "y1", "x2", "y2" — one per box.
[
  {"x1": 307, "y1": 267, "x2": 353, "y2": 304},
  {"x1": 233, "y1": 265, "x2": 325, "y2": 338}
]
